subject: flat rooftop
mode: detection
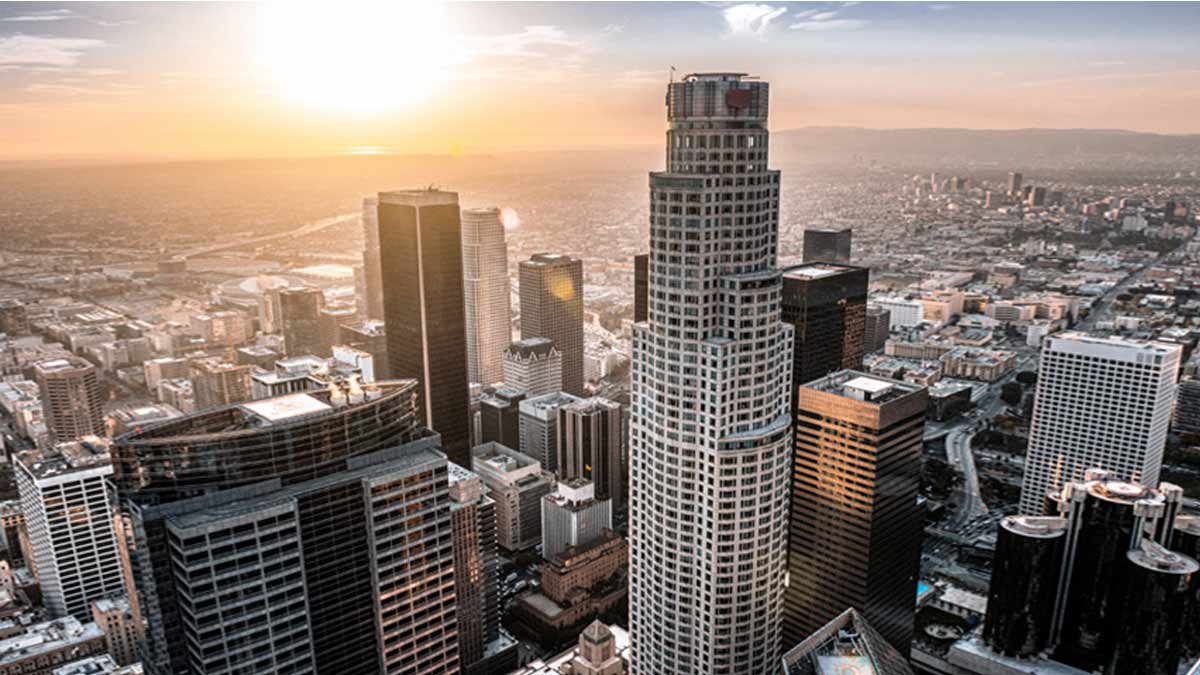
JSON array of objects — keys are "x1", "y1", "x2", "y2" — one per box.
[
  {"x1": 783, "y1": 263, "x2": 859, "y2": 280},
  {"x1": 240, "y1": 393, "x2": 332, "y2": 424},
  {"x1": 1050, "y1": 331, "x2": 1181, "y2": 355},
  {"x1": 805, "y1": 370, "x2": 922, "y2": 406},
  {"x1": 18, "y1": 437, "x2": 112, "y2": 480}
]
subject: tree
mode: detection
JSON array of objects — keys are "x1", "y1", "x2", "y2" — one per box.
[
  {"x1": 1000, "y1": 381, "x2": 1023, "y2": 406},
  {"x1": 1016, "y1": 371, "x2": 1038, "y2": 386}
]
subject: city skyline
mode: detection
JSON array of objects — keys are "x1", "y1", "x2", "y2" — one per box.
[{"x1": 2, "y1": 2, "x2": 1200, "y2": 161}]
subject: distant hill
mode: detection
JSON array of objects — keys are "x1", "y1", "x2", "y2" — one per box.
[{"x1": 772, "y1": 127, "x2": 1200, "y2": 166}]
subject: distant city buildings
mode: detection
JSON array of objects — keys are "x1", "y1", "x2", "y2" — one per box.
[
  {"x1": 35, "y1": 357, "x2": 104, "y2": 444},
  {"x1": 520, "y1": 253, "x2": 585, "y2": 396},
  {"x1": 1020, "y1": 333, "x2": 1180, "y2": 515},
  {"x1": 188, "y1": 357, "x2": 253, "y2": 410},
  {"x1": 377, "y1": 189, "x2": 472, "y2": 466},
  {"x1": 504, "y1": 338, "x2": 563, "y2": 398},
  {"x1": 864, "y1": 306, "x2": 891, "y2": 353},
  {"x1": 278, "y1": 286, "x2": 326, "y2": 357},
  {"x1": 462, "y1": 207, "x2": 513, "y2": 386}
]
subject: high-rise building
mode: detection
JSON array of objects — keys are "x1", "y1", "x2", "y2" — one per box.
[
  {"x1": 1029, "y1": 186, "x2": 1047, "y2": 207},
  {"x1": 318, "y1": 305, "x2": 357, "y2": 355},
  {"x1": 864, "y1": 306, "x2": 891, "y2": 353},
  {"x1": 448, "y1": 463, "x2": 502, "y2": 673},
  {"x1": 801, "y1": 228, "x2": 852, "y2": 263},
  {"x1": 780, "y1": 608, "x2": 915, "y2": 675},
  {"x1": 504, "y1": 338, "x2": 563, "y2": 397},
  {"x1": 472, "y1": 442, "x2": 555, "y2": 552},
  {"x1": 557, "y1": 396, "x2": 624, "y2": 511},
  {"x1": 781, "y1": 263, "x2": 868, "y2": 387},
  {"x1": 520, "y1": 253, "x2": 585, "y2": 396},
  {"x1": 520, "y1": 391, "x2": 581, "y2": 474},
  {"x1": 361, "y1": 195, "x2": 385, "y2": 321},
  {"x1": 377, "y1": 188, "x2": 472, "y2": 466},
  {"x1": 480, "y1": 384, "x2": 526, "y2": 451},
  {"x1": 541, "y1": 479, "x2": 612, "y2": 561},
  {"x1": 112, "y1": 379, "x2": 427, "y2": 675},
  {"x1": 784, "y1": 371, "x2": 927, "y2": 653},
  {"x1": 35, "y1": 357, "x2": 104, "y2": 444},
  {"x1": 629, "y1": 72, "x2": 795, "y2": 675},
  {"x1": 188, "y1": 357, "x2": 253, "y2": 410},
  {"x1": 1174, "y1": 378, "x2": 1200, "y2": 435},
  {"x1": 462, "y1": 207, "x2": 513, "y2": 386},
  {"x1": 340, "y1": 320, "x2": 389, "y2": 379},
  {"x1": 142, "y1": 356, "x2": 189, "y2": 396},
  {"x1": 16, "y1": 437, "x2": 125, "y2": 620},
  {"x1": 91, "y1": 596, "x2": 141, "y2": 666},
  {"x1": 1020, "y1": 333, "x2": 1180, "y2": 515},
  {"x1": 0, "y1": 299, "x2": 30, "y2": 336},
  {"x1": 278, "y1": 286, "x2": 326, "y2": 357},
  {"x1": 1007, "y1": 171, "x2": 1023, "y2": 195},
  {"x1": 633, "y1": 254, "x2": 649, "y2": 324}
]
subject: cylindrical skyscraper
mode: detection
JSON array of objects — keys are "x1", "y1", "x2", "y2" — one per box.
[
  {"x1": 629, "y1": 72, "x2": 794, "y2": 675},
  {"x1": 1107, "y1": 542, "x2": 1199, "y2": 675},
  {"x1": 984, "y1": 516, "x2": 1068, "y2": 657}
]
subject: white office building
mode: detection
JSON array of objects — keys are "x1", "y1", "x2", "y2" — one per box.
[
  {"x1": 1019, "y1": 332, "x2": 1181, "y2": 515},
  {"x1": 463, "y1": 207, "x2": 512, "y2": 386},
  {"x1": 504, "y1": 338, "x2": 563, "y2": 397},
  {"x1": 15, "y1": 436, "x2": 125, "y2": 620},
  {"x1": 629, "y1": 73, "x2": 794, "y2": 675},
  {"x1": 871, "y1": 296, "x2": 925, "y2": 329},
  {"x1": 541, "y1": 479, "x2": 612, "y2": 562}
]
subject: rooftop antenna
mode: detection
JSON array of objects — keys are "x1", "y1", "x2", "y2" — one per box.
[{"x1": 669, "y1": 65, "x2": 676, "y2": 83}]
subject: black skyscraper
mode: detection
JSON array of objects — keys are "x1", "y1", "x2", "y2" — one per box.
[
  {"x1": 278, "y1": 287, "x2": 326, "y2": 357},
  {"x1": 377, "y1": 189, "x2": 472, "y2": 466},
  {"x1": 781, "y1": 263, "x2": 868, "y2": 388},
  {"x1": 801, "y1": 228, "x2": 851, "y2": 263}
]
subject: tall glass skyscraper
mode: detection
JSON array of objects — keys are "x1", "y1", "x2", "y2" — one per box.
[
  {"x1": 629, "y1": 72, "x2": 794, "y2": 675},
  {"x1": 462, "y1": 207, "x2": 512, "y2": 386}
]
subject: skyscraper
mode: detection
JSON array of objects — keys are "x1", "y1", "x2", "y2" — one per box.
[
  {"x1": 472, "y1": 442, "x2": 555, "y2": 552},
  {"x1": 188, "y1": 357, "x2": 253, "y2": 410},
  {"x1": 558, "y1": 396, "x2": 624, "y2": 512},
  {"x1": 504, "y1": 337, "x2": 563, "y2": 397},
  {"x1": 1019, "y1": 333, "x2": 1180, "y2": 515},
  {"x1": 479, "y1": 384, "x2": 526, "y2": 451},
  {"x1": 541, "y1": 479, "x2": 612, "y2": 561},
  {"x1": 629, "y1": 72, "x2": 795, "y2": 675},
  {"x1": 520, "y1": 253, "x2": 585, "y2": 396},
  {"x1": 801, "y1": 228, "x2": 852, "y2": 263},
  {"x1": 1007, "y1": 171, "x2": 1023, "y2": 195},
  {"x1": 112, "y1": 379, "x2": 427, "y2": 675},
  {"x1": 519, "y1": 391, "x2": 581, "y2": 474},
  {"x1": 361, "y1": 195, "x2": 384, "y2": 321},
  {"x1": 633, "y1": 253, "x2": 649, "y2": 324},
  {"x1": 377, "y1": 188, "x2": 472, "y2": 466},
  {"x1": 35, "y1": 357, "x2": 104, "y2": 443},
  {"x1": 278, "y1": 286, "x2": 326, "y2": 357},
  {"x1": 864, "y1": 306, "x2": 891, "y2": 353},
  {"x1": 448, "y1": 463, "x2": 502, "y2": 674},
  {"x1": 781, "y1": 263, "x2": 868, "y2": 387},
  {"x1": 16, "y1": 437, "x2": 125, "y2": 620},
  {"x1": 784, "y1": 371, "x2": 926, "y2": 653},
  {"x1": 462, "y1": 207, "x2": 512, "y2": 386}
]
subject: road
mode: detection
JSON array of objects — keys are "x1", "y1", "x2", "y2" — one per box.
[
  {"x1": 1076, "y1": 238, "x2": 1192, "y2": 332},
  {"x1": 177, "y1": 212, "x2": 358, "y2": 260}
]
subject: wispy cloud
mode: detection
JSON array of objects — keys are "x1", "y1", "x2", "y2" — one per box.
[
  {"x1": 723, "y1": 4, "x2": 788, "y2": 38},
  {"x1": 809, "y1": 11, "x2": 839, "y2": 21},
  {"x1": 469, "y1": 25, "x2": 581, "y2": 58},
  {"x1": 0, "y1": 34, "x2": 104, "y2": 67},
  {"x1": 929, "y1": 4, "x2": 954, "y2": 10},
  {"x1": 602, "y1": 23, "x2": 624, "y2": 34},
  {"x1": 788, "y1": 8, "x2": 868, "y2": 31},
  {"x1": 1, "y1": 9, "x2": 76, "y2": 23}
]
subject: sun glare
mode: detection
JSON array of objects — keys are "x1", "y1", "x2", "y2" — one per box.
[
  {"x1": 500, "y1": 207, "x2": 521, "y2": 231},
  {"x1": 257, "y1": 2, "x2": 458, "y2": 115}
]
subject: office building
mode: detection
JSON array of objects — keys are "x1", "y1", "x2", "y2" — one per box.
[
  {"x1": 480, "y1": 385, "x2": 526, "y2": 451},
  {"x1": 864, "y1": 306, "x2": 891, "y2": 353},
  {"x1": 278, "y1": 287, "x2": 326, "y2": 357},
  {"x1": 462, "y1": 207, "x2": 513, "y2": 386},
  {"x1": 511, "y1": 621, "x2": 630, "y2": 675},
  {"x1": 318, "y1": 305, "x2": 357, "y2": 355},
  {"x1": 785, "y1": 371, "x2": 927, "y2": 653},
  {"x1": 361, "y1": 195, "x2": 385, "y2": 320},
  {"x1": 781, "y1": 608, "x2": 915, "y2": 675},
  {"x1": 35, "y1": 357, "x2": 104, "y2": 444},
  {"x1": 504, "y1": 338, "x2": 563, "y2": 398},
  {"x1": 159, "y1": 438, "x2": 459, "y2": 675},
  {"x1": 518, "y1": 529, "x2": 628, "y2": 633},
  {"x1": 0, "y1": 617, "x2": 107, "y2": 674},
  {"x1": 872, "y1": 296, "x2": 924, "y2": 329},
  {"x1": 189, "y1": 310, "x2": 253, "y2": 348},
  {"x1": 520, "y1": 391, "x2": 582, "y2": 474},
  {"x1": 801, "y1": 228, "x2": 852, "y2": 263},
  {"x1": 980, "y1": 474, "x2": 1198, "y2": 675},
  {"x1": 111, "y1": 379, "x2": 427, "y2": 675},
  {"x1": 339, "y1": 320, "x2": 389, "y2": 380},
  {"x1": 377, "y1": 188, "x2": 472, "y2": 466},
  {"x1": 1029, "y1": 186, "x2": 1047, "y2": 207},
  {"x1": 472, "y1": 442, "x2": 554, "y2": 552},
  {"x1": 542, "y1": 479, "x2": 612, "y2": 561},
  {"x1": 1020, "y1": 333, "x2": 1180, "y2": 515},
  {"x1": 142, "y1": 356, "x2": 189, "y2": 396},
  {"x1": 448, "y1": 463, "x2": 505, "y2": 674},
  {"x1": 629, "y1": 72, "x2": 795, "y2": 675},
  {"x1": 520, "y1": 253, "x2": 585, "y2": 396},
  {"x1": 16, "y1": 437, "x2": 125, "y2": 620},
  {"x1": 1007, "y1": 171, "x2": 1023, "y2": 195},
  {"x1": 91, "y1": 596, "x2": 140, "y2": 666},
  {"x1": 107, "y1": 403, "x2": 182, "y2": 437},
  {"x1": 188, "y1": 357, "x2": 253, "y2": 410},
  {"x1": 0, "y1": 300, "x2": 30, "y2": 337},
  {"x1": 781, "y1": 263, "x2": 868, "y2": 387},
  {"x1": 633, "y1": 254, "x2": 649, "y2": 324},
  {"x1": 557, "y1": 396, "x2": 624, "y2": 511},
  {"x1": 1175, "y1": 378, "x2": 1200, "y2": 435}
]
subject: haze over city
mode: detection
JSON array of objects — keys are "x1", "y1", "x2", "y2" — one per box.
[{"x1": 1, "y1": 3, "x2": 1200, "y2": 675}]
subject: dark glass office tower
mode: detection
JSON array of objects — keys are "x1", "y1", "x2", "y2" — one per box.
[
  {"x1": 520, "y1": 253, "x2": 585, "y2": 396},
  {"x1": 479, "y1": 384, "x2": 525, "y2": 451},
  {"x1": 112, "y1": 380, "x2": 427, "y2": 675},
  {"x1": 1108, "y1": 541, "x2": 1198, "y2": 675},
  {"x1": 784, "y1": 371, "x2": 927, "y2": 653},
  {"x1": 377, "y1": 189, "x2": 472, "y2": 466},
  {"x1": 983, "y1": 516, "x2": 1068, "y2": 657},
  {"x1": 781, "y1": 263, "x2": 868, "y2": 388},
  {"x1": 633, "y1": 253, "x2": 648, "y2": 323},
  {"x1": 279, "y1": 287, "x2": 326, "y2": 357},
  {"x1": 801, "y1": 228, "x2": 851, "y2": 263}
]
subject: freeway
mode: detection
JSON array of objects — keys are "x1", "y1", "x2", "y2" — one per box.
[{"x1": 176, "y1": 212, "x2": 359, "y2": 260}]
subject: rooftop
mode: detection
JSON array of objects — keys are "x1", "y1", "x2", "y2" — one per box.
[
  {"x1": 782, "y1": 263, "x2": 859, "y2": 280},
  {"x1": 1001, "y1": 516, "x2": 1068, "y2": 539},
  {"x1": 240, "y1": 393, "x2": 332, "y2": 424},
  {"x1": 0, "y1": 617, "x2": 104, "y2": 667},
  {"x1": 805, "y1": 370, "x2": 923, "y2": 406},
  {"x1": 18, "y1": 436, "x2": 112, "y2": 480},
  {"x1": 782, "y1": 608, "x2": 913, "y2": 675},
  {"x1": 378, "y1": 188, "x2": 459, "y2": 207},
  {"x1": 507, "y1": 337, "x2": 558, "y2": 359}
]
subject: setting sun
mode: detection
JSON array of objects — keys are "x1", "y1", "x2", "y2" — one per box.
[{"x1": 256, "y1": 2, "x2": 457, "y2": 115}]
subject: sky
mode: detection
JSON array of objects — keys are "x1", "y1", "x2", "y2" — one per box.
[{"x1": 1, "y1": 1, "x2": 1199, "y2": 161}]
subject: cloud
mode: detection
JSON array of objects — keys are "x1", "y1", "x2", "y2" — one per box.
[
  {"x1": 809, "y1": 11, "x2": 839, "y2": 21},
  {"x1": 0, "y1": 34, "x2": 104, "y2": 67},
  {"x1": 602, "y1": 23, "x2": 624, "y2": 34},
  {"x1": 723, "y1": 4, "x2": 788, "y2": 38},
  {"x1": 469, "y1": 25, "x2": 581, "y2": 58},
  {"x1": 792, "y1": 9, "x2": 822, "y2": 19},
  {"x1": 929, "y1": 3, "x2": 954, "y2": 10},
  {"x1": 1, "y1": 9, "x2": 76, "y2": 22},
  {"x1": 790, "y1": 18, "x2": 868, "y2": 31}
]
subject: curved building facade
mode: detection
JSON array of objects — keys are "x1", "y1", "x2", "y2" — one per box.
[
  {"x1": 984, "y1": 516, "x2": 1068, "y2": 657},
  {"x1": 1108, "y1": 542, "x2": 1199, "y2": 675},
  {"x1": 629, "y1": 73, "x2": 794, "y2": 675}
]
